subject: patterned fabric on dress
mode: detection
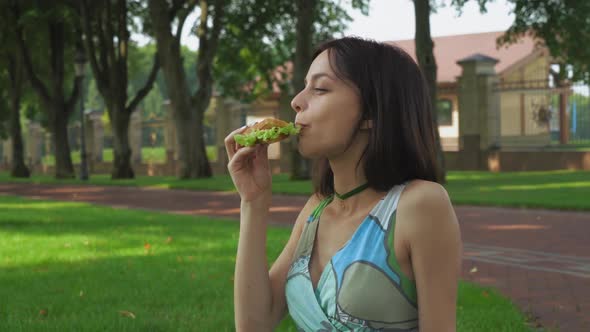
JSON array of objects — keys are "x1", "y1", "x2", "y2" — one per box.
[{"x1": 285, "y1": 184, "x2": 419, "y2": 331}]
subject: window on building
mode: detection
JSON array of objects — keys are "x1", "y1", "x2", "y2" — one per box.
[{"x1": 436, "y1": 99, "x2": 453, "y2": 126}]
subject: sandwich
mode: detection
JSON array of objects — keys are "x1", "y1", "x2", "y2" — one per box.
[{"x1": 234, "y1": 118, "x2": 300, "y2": 147}]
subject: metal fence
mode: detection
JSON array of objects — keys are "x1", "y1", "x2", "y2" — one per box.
[{"x1": 560, "y1": 83, "x2": 590, "y2": 145}]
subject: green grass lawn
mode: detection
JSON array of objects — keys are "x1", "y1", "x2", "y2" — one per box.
[
  {"x1": 1, "y1": 169, "x2": 589, "y2": 211},
  {"x1": 544, "y1": 141, "x2": 590, "y2": 151},
  {"x1": 444, "y1": 170, "x2": 590, "y2": 211},
  {"x1": 0, "y1": 195, "x2": 534, "y2": 331}
]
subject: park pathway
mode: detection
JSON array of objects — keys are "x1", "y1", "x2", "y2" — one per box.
[{"x1": 1, "y1": 183, "x2": 589, "y2": 331}]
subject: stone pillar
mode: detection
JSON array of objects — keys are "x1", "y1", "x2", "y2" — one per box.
[
  {"x1": 130, "y1": 110, "x2": 142, "y2": 164},
  {"x1": 457, "y1": 54, "x2": 501, "y2": 170},
  {"x1": 2, "y1": 139, "x2": 12, "y2": 166},
  {"x1": 44, "y1": 131, "x2": 53, "y2": 160},
  {"x1": 26, "y1": 122, "x2": 43, "y2": 167},
  {"x1": 85, "y1": 110, "x2": 104, "y2": 163},
  {"x1": 215, "y1": 97, "x2": 230, "y2": 173},
  {"x1": 163, "y1": 100, "x2": 178, "y2": 163},
  {"x1": 214, "y1": 98, "x2": 244, "y2": 172}
]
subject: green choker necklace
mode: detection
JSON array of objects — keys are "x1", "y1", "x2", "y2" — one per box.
[{"x1": 335, "y1": 183, "x2": 370, "y2": 200}]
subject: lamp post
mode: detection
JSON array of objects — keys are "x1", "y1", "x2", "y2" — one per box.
[{"x1": 75, "y1": 49, "x2": 89, "y2": 181}]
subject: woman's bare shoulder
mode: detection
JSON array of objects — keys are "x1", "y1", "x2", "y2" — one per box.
[
  {"x1": 305, "y1": 192, "x2": 324, "y2": 211},
  {"x1": 402, "y1": 179, "x2": 450, "y2": 206},
  {"x1": 398, "y1": 179, "x2": 458, "y2": 236}
]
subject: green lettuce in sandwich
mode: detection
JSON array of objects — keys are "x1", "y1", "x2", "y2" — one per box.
[{"x1": 234, "y1": 118, "x2": 300, "y2": 147}]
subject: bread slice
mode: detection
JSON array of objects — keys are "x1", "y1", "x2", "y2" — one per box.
[{"x1": 245, "y1": 118, "x2": 290, "y2": 133}]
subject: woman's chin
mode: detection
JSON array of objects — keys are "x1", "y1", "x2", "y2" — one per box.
[
  {"x1": 297, "y1": 144, "x2": 319, "y2": 159},
  {"x1": 297, "y1": 136, "x2": 323, "y2": 159},
  {"x1": 297, "y1": 141, "x2": 310, "y2": 158}
]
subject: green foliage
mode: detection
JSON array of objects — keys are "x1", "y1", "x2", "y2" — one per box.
[
  {"x1": 125, "y1": 40, "x2": 194, "y2": 102},
  {"x1": 351, "y1": 0, "x2": 371, "y2": 15},
  {"x1": 0, "y1": 0, "x2": 40, "y2": 136},
  {"x1": 0, "y1": 76, "x2": 8, "y2": 140},
  {"x1": 181, "y1": 46, "x2": 199, "y2": 97},
  {"x1": 127, "y1": 42, "x2": 161, "y2": 100},
  {"x1": 16, "y1": 1, "x2": 81, "y2": 104},
  {"x1": 0, "y1": 3, "x2": 11, "y2": 140},
  {"x1": 314, "y1": 0, "x2": 355, "y2": 42},
  {"x1": 0, "y1": 102, "x2": 10, "y2": 143},
  {"x1": 213, "y1": 0, "x2": 370, "y2": 102},
  {"x1": 85, "y1": 79, "x2": 104, "y2": 112},
  {"x1": 101, "y1": 111, "x2": 112, "y2": 137},
  {"x1": 213, "y1": 0, "x2": 296, "y2": 101},
  {"x1": 142, "y1": 82, "x2": 165, "y2": 119},
  {"x1": 503, "y1": 1, "x2": 590, "y2": 82}
]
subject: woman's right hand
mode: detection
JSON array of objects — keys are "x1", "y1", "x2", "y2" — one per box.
[{"x1": 225, "y1": 125, "x2": 272, "y2": 203}]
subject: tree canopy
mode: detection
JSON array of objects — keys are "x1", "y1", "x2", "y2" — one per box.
[{"x1": 453, "y1": 0, "x2": 590, "y2": 83}]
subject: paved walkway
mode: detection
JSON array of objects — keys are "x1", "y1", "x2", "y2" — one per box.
[{"x1": 1, "y1": 183, "x2": 589, "y2": 331}]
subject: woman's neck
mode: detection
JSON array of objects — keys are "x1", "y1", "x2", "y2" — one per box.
[
  {"x1": 329, "y1": 154, "x2": 366, "y2": 194},
  {"x1": 329, "y1": 158, "x2": 375, "y2": 215},
  {"x1": 326, "y1": 129, "x2": 381, "y2": 214}
]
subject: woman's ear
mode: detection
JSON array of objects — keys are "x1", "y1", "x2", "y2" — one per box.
[{"x1": 360, "y1": 119, "x2": 373, "y2": 129}]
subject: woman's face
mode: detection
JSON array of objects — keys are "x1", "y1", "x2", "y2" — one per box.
[{"x1": 291, "y1": 50, "x2": 364, "y2": 159}]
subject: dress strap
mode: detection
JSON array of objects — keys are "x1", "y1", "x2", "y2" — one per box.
[{"x1": 310, "y1": 195, "x2": 334, "y2": 221}]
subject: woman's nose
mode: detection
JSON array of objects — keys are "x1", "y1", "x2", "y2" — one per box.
[{"x1": 291, "y1": 90, "x2": 305, "y2": 113}]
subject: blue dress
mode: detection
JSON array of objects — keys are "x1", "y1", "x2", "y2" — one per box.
[{"x1": 285, "y1": 184, "x2": 419, "y2": 331}]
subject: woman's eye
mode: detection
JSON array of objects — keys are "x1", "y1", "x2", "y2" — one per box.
[{"x1": 313, "y1": 88, "x2": 328, "y2": 93}]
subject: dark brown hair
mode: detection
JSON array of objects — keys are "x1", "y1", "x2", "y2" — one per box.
[{"x1": 311, "y1": 36, "x2": 440, "y2": 197}]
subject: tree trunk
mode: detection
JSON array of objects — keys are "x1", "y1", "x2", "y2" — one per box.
[
  {"x1": 47, "y1": 22, "x2": 75, "y2": 179},
  {"x1": 148, "y1": 0, "x2": 212, "y2": 179},
  {"x1": 177, "y1": 109, "x2": 211, "y2": 178},
  {"x1": 186, "y1": 0, "x2": 223, "y2": 179},
  {"x1": 9, "y1": 99, "x2": 30, "y2": 178},
  {"x1": 14, "y1": 11, "x2": 79, "y2": 179},
  {"x1": 413, "y1": 0, "x2": 446, "y2": 184},
  {"x1": 157, "y1": 35, "x2": 201, "y2": 178},
  {"x1": 50, "y1": 106, "x2": 75, "y2": 178},
  {"x1": 110, "y1": 106, "x2": 134, "y2": 178},
  {"x1": 80, "y1": 0, "x2": 158, "y2": 179},
  {"x1": 108, "y1": 110, "x2": 135, "y2": 179},
  {"x1": 7, "y1": 56, "x2": 30, "y2": 178},
  {"x1": 162, "y1": 54, "x2": 201, "y2": 178},
  {"x1": 290, "y1": 0, "x2": 315, "y2": 180}
]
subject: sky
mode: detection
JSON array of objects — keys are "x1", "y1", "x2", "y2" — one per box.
[
  {"x1": 134, "y1": 0, "x2": 516, "y2": 50},
  {"x1": 345, "y1": 0, "x2": 515, "y2": 41}
]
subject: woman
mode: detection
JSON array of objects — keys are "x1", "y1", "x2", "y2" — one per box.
[{"x1": 226, "y1": 37, "x2": 462, "y2": 332}]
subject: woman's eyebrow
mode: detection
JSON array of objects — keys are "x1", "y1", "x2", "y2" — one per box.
[{"x1": 304, "y1": 72, "x2": 336, "y2": 86}]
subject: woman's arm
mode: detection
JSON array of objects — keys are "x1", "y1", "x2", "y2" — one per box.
[
  {"x1": 400, "y1": 181, "x2": 462, "y2": 332},
  {"x1": 233, "y1": 193, "x2": 273, "y2": 331},
  {"x1": 225, "y1": 125, "x2": 319, "y2": 330},
  {"x1": 234, "y1": 194, "x2": 319, "y2": 331}
]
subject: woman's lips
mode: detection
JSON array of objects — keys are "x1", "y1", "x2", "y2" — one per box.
[
  {"x1": 295, "y1": 123, "x2": 308, "y2": 131},
  {"x1": 295, "y1": 123, "x2": 307, "y2": 141},
  {"x1": 296, "y1": 123, "x2": 308, "y2": 137}
]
